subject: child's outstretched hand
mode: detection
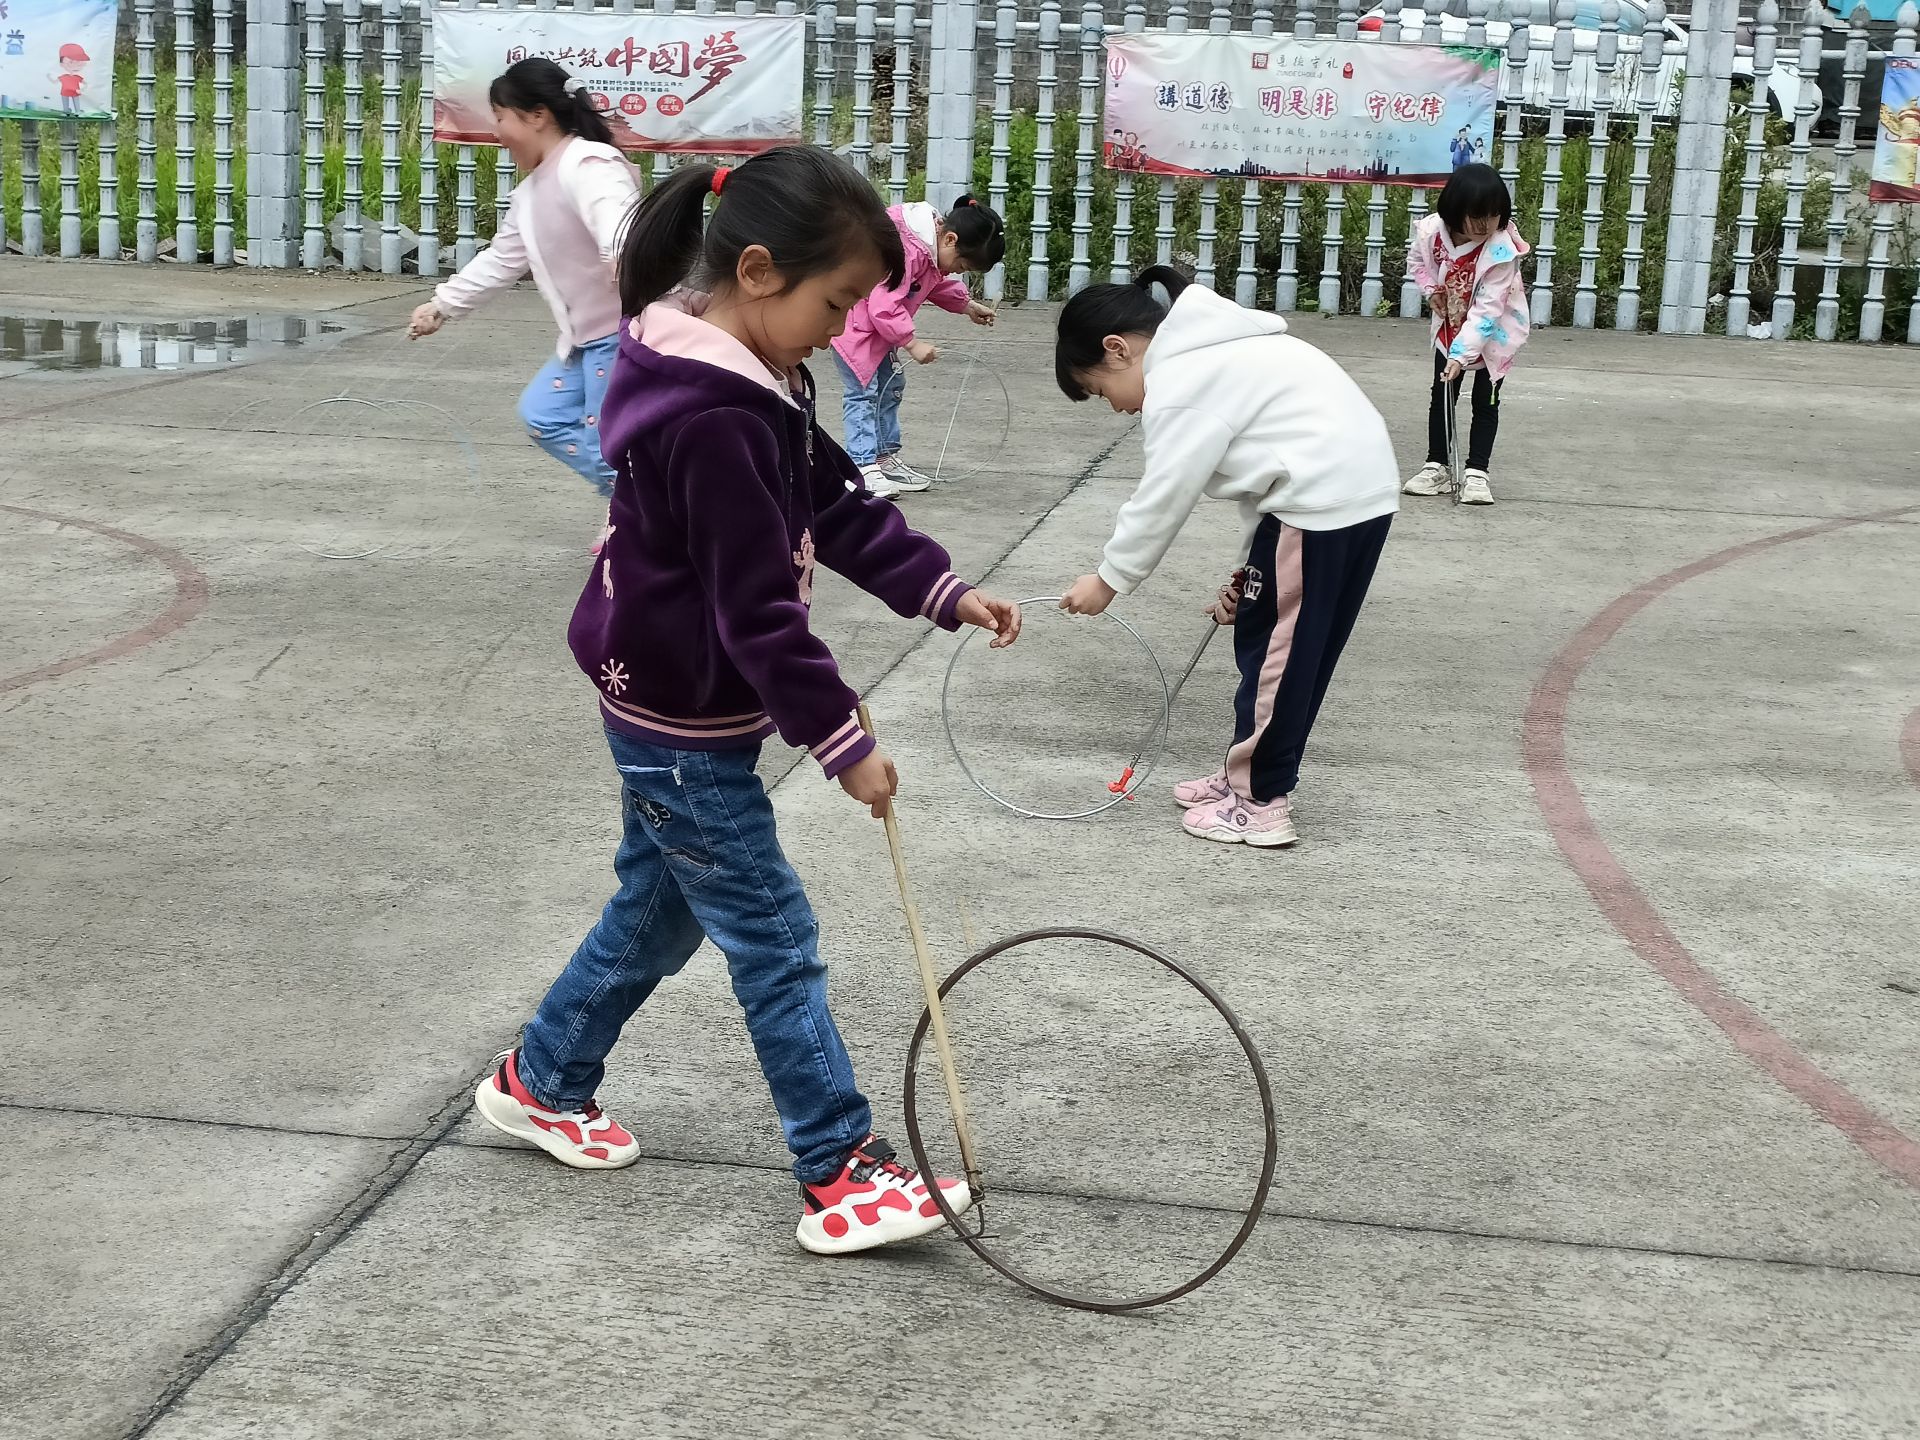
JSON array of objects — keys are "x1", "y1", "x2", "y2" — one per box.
[
  {"x1": 408, "y1": 302, "x2": 444, "y2": 339},
  {"x1": 956, "y1": 590, "x2": 1023, "y2": 649},
  {"x1": 907, "y1": 339, "x2": 939, "y2": 365},
  {"x1": 1059, "y1": 573, "x2": 1118, "y2": 616},
  {"x1": 966, "y1": 300, "x2": 997, "y2": 327},
  {"x1": 839, "y1": 748, "x2": 899, "y2": 819}
]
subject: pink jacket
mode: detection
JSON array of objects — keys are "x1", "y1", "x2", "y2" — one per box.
[
  {"x1": 1407, "y1": 213, "x2": 1531, "y2": 381},
  {"x1": 830, "y1": 203, "x2": 972, "y2": 386},
  {"x1": 433, "y1": 136, "x2": 638, "y2": 357}
]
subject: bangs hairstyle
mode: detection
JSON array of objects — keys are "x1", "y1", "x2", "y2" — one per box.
[
  {"x1": 944, "y1": 195, "x2": 1007, "y2": 271},
  {"x1": 618, "y1": 146, "x2": 905, "y2": 315},
  {"x1": 1436, "y1": 162, "x2": 1512, "y2": 234},
  {"x1": 487, "y1": 57, "x2": 615, "y2": 146},
  {"x1": 1052, "y1": 264, "x2": 1191, "y2": 401}
]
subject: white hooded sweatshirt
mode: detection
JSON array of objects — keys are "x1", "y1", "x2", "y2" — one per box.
[{"x1": 1096, "y1": 285, "x2": 1400, "y2": 598}]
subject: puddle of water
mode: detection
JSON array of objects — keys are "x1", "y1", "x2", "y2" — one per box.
[{"x1": 0, "y1": 315, "x2": 346, "y2": 372}]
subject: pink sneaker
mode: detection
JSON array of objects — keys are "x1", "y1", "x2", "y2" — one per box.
[
  {"x1": 796, "y1": 1134, "x2": 973, "y2": 1255},
  {"x1": 472, "y1": 1049, "x2": 642, "y2": 1169},
  {"x1": 1171, "y1": 769, "x2": 1232, "y2": 809},
  {"x1": 1181, "y1": 792, "x2": 1298, "y2": 848}
]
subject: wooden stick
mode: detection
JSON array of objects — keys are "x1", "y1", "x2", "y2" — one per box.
[{"x1": 857, "y1": 702, "x2": 984, "y2": 1192}]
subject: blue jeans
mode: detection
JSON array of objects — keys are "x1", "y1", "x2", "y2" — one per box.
[
  {"x1": 833, "y1": 349, "x2": 904, "y2": 467},
  {"x1": 517, "y1": 730, "x2": 873, "y2": 1183},
  {"x1": 517, "y1": 334, "x2": 619, "y2": 496}
]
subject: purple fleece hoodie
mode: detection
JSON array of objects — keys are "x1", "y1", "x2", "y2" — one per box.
[{"x1": 569, "y1": 299, "x2": 973, "y2": 779}]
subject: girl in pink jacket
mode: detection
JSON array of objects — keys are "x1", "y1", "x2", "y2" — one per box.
[
  {"x1": 829, "y1": 196, "x2": 1004, "y2": 498},
  {"x1": 1403, "y1": 163, "x2": 1530, "y2": 507},
  {"x1": 408, "y1": 59, "x2": 639, "y2": 497}
]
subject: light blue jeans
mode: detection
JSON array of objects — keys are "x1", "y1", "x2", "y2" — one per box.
[
  {"x1": 517, "y1": 334, "x2": 619, "y2": 495},
  {"x1": 516, "y1": 730, "x2": 873, "y2": 1184},
  {"x1": 833, "y1": 349, "x2": 904, "y2": 467}
]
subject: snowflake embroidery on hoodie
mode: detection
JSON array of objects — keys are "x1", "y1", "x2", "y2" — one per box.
[
  {"x1": 793, "y1": 528, "x2": 816, "y2": 607},
  {"x1": 600, "y1": 660, "x2": 629, "y2": 696}
]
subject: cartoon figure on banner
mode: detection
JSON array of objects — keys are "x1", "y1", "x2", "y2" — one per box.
[
  {"x1": 1450, "y1": 125, "x2": 1473, "y2": 168},
  {"x1": 1106, "y1": 126, "x2": 1148, "y2": 172},
  {"x1": 5, "y1": 31, "x2": 24, "y2": 58},
  {"x1": 1882, "y1": 93, "x2": 1920, "y2": 191},
  {"x1": 53, "y1": 41, "x2": 89, "y2": 113}
]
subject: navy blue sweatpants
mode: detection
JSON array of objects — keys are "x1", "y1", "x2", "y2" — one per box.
[{"x1": 1227, "y1": 513, "x2": 1392, "y2": 804}]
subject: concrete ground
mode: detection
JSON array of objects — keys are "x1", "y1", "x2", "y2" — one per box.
[{"x1": 1, "y1": 257, "x2": 1916, "y2": 1440}]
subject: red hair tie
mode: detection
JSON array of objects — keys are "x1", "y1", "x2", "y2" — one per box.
[{"x1": 711, "y1": 166, "x2": 731, "y2": 197}]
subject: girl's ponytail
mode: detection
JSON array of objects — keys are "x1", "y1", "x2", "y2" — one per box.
[
  {"x1": 561, "y1": 83, "x2": 616, "y2": 146},
  {"x1": 945, "y1": 193, "x2": 1007, "y2": 271},
  {"x1": 1053, "y1": 263, "x2": 1192, "y2": 400},
  {"x1": 616, "y1": 147, "x2": 904, "y2": 319},
  {"x1": 488, "y1": 57, "x2": 615, "y2": 146},
  {"x1": 618, "y1": 163, "x2": 720, "y2": 315},
  {"x1": 1133, "y1": 264, "x2": 1191, "y2": 303}
]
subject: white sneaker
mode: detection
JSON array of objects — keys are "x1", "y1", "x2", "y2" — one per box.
[
  {"x1": 1459, "y1": 469, "x2": 1494, "y2": 505},
  {"x1": 1403, "y1": 462, "x2": 1450, "y2": 496},
  {"x1": 860, "y1": 464, "x2": 906, "y2": 500},
  {"x1": 876, "y1": 454, "x2": 933, "y2": 493}
]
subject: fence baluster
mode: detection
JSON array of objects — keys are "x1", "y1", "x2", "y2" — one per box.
[
  {"x1": 454, "y1": 0, "x2": 479, "y2": 261},
  {"x1": 1859, "y1": 2, "x2": 1917, "y2": 342},
  {"x1": 1774, "y1": 0, "x2": 1826, "y2": 336},
  {"x1": 1725, "y1": 1, "x2": 1775, "y2": 335},
  {"x1": 213, "y1": 0, "x2": 235, "y2": 264},
  {"x1": 1111, "y1": 0, "x2": 1147, "y2": 282},
  {"x1": 99, "y1": 106, "x2": 122, "y2": 259},
  {"x1": 1275, "y1": 0, "x2": 1316, "y2": 309},
  {"x1": 1318, "y1": 0, "x2": 1357, "y2": 315},
  {"x1": 1157, "y1": 0, "x2": 1189, "y2": 268},
  {"x1": 1498, "y1": 0, "x2": 1528, "y2": 211},
  {"x1": 1385, "y1": 0, "x2": 1443, "y2": 317},
  {"x1": 1237, "y1": 0, "x2": 1274, "y2": 305},
  {"x1": 419, "y1": 0, "x2": 441, "y2": 276},
  {"x1": 1028, "y1": 0, "x2": 1060, "y2": 297},
  {"x1": 136, "y1": 0, "x2": 159, "y2": 260},
  {"x1": 1070, "y1": 0, "x2": 1104, "y2": 293},
  {"x1": 1815, "y1": 2, "x2": 1868, "y2": 339},
  {"x1": 1531, "y1": 0, "x2": 1574, "y2": 324},
  {"x1": 814, "y1": 0, "x2": 837, "y2": 145},
  {"x1": 988, "y1": 0, "x2": 1015, "y2": 297},
  {"x1": 59, "y1": 120, "x2": 82, "y2": 258},
  {"x1": 1615, "y1": 0, "x2": 1658, "y2": 327},
  {"x1": 343, "y1": 0, "x2": 365, "y2": 268},
  {"x1": 853, "y1": 1, "x2": 876, "y2": 177},
  {"x1": 889, "y1": 0, "x2": 914, "y2": 201},
  {"x1": 1190, "y1": 0, "x2": 1230, "y2": 292},
  {"x1": 379, "y1": 0, "x2": 402, "y2": 272},
  {"x1": 651, "y1": 0, "x2": 677, "y2": 178},
  {"x1": 175, "y1": 0, "x2": 198, "y2": 263},
  {"x1": 1572, "y1": 0, "x2": 1619, "y2": 327},
  {"x1": 302, "y1": 0, "x2": 327, "y2": 266}
]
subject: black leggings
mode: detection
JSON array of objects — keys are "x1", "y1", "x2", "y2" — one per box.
[{"x1": 1425, "y1": 349, "x2": 1503, "y2": 473}]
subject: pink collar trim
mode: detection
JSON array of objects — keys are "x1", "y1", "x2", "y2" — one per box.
[{"x1": 631, "y1": 299, "x2": 800, "y2": 406}]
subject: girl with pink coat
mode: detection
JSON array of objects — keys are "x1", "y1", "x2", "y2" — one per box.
[
  {"x1": 829, "y1": 196, "x2": 1005, "y2": 498},
  {"x1": 1403, "y1": 163, "x2": 1531, "y2": 507}
]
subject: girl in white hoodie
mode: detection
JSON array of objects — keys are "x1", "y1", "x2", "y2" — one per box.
[
  {"x1": 1056, "y1": 266, "x2": 1398, "y2": 849},
  {"x1": 407, "y1": 59, "x2": 639, "y2": 497}
]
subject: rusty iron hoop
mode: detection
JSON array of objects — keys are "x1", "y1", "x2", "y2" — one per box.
[{"x1": 901, "y1": 926, "x2": 1279, "y2": 1314}]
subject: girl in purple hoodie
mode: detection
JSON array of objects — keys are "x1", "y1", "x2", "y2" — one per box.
[{"x1": 471, "y1": 145, "x2": 1024, "y2": 1258}]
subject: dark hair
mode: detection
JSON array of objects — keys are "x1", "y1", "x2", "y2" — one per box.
[
  {"x1": 1053, "y1": 264, "x2": 1191, "y2": 401},
  {"x1": 488, "y1": 58, "x2": 615, "y2": 146},
  {"x1": 1437, "y1": 162, "x2": 1512, "y2": 236},
  {"x1": 943, "y1": 195, "x2": 1006, "y2": 271},
  {"x1": 619, "y1": 146, "x2": 905, "y2": 315}
]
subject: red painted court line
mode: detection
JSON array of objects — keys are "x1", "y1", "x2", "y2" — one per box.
[
  {"x1": 0, "y1": 504, "x2": 211, "y2": 695},
  {"x1": 1523, "y1": 503, "x2": 1920, "y2": 1193}
]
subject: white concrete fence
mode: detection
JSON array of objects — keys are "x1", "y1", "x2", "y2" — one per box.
[{"x1": 0, "y1": 0, "x2": 1914, "y2": 343}]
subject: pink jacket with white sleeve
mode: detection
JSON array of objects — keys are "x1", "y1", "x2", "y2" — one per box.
[
  {"x1": 1407, "y1": 212, "x2": 1531, "y2": 381},
  {"x1": 829, "y1": 203, "x2": 972, "y2": 386},
  {"x1": 432, "y1": 135, "x2": 638, "y2": 357}
]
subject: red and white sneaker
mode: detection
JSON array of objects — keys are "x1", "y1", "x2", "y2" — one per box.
[
  {"x1": 1171, "y1": 769, "x2": 1232, "y2": 809},
  {"x1": 472, "y1": 1049, "x2": 641, "y2": 1170},
  {"x1": 1181, "y1": 791, "x2": 1299, "y2": 848},
  {"x1": 796, "y1": 1134, "x2": 973, "y2": 1255}
]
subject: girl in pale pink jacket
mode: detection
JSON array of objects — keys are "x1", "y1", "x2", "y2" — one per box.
[
  {"x1": 408, "y1": 59, "x2": 638, "y2": 497},
  {"x1": 1403, "y1": 163, "x2": 1531, "y2": 507},
  {"x1": 830, "y1": 196, "x2": 1004, "y2": 498}
]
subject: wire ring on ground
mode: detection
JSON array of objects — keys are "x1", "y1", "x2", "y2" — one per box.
[
  {"x1": 941, "y1": 597, "x2": 1171, "y2": 822},
  {"x1": 901, "y1": 926, "x2": 1279, "y2": 1314},
  {"x1": 928, "y1": 343, "x2": 1013, "y2": 485}
]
